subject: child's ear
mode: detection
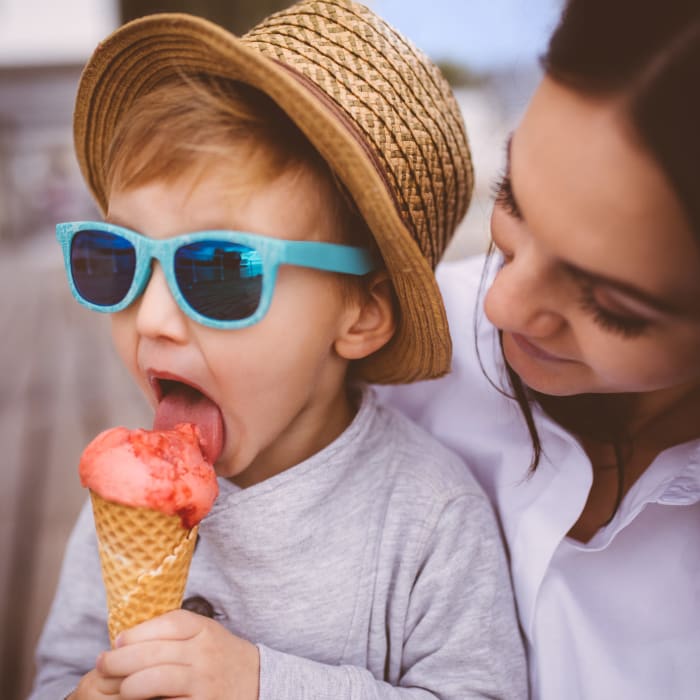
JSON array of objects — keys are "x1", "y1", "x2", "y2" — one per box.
[{"x1": 334, "y1": 271, "x2": 396, "y2": 361}]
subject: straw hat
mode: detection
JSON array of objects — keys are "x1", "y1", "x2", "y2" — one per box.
[{"x1": 74, "y1": 0, "x2": 473, "y2": 384}]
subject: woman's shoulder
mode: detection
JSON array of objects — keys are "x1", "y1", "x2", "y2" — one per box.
[{"x1": 376, "y1": 252, "x2": 533, "y2": 487}]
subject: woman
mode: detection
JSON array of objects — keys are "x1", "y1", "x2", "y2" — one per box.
[{"x1": 381, "y1": 0, "x2": 700, "y2": 697}]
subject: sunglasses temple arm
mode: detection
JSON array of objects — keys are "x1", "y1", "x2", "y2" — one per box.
[{"x1": 283, "y1": 241, "x2": 377, "y2": 275}]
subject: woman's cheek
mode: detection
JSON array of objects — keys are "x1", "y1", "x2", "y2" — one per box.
[{"x1": 573, "y1": 326, "x2": 677, "y2": 392}]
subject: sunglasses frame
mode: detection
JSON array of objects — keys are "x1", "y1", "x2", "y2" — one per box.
[{"x1": 56, "y1": 221, "x2": 378, "y2": 329}]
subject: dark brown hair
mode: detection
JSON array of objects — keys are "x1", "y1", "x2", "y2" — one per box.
[
  {"x1": 498, "y1": 0, "x2": 700, "y2": 510},
  {"x1": 543, "y1": 0, "x2": 700, "y2": 235}
]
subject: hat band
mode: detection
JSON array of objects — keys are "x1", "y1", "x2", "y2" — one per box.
[{"x1": 272, "y1": 58, "x2": 416, "y2": 242}]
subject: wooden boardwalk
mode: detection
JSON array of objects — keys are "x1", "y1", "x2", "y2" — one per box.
[{"x1": 0, "y1": 233, "x2": 151, "y2": 699}]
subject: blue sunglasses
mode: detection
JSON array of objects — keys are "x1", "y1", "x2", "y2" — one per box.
[{"x1": 56, "y1": 221, "x2": 377, "y2": 329}]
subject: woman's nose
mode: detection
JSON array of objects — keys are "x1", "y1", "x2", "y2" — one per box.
[
  {"x1": 134, "y1": 263, "x2": 189, "y2": 342},
  {"x1": 483, "y1": 253, "x2": 565, "y2": 338}
]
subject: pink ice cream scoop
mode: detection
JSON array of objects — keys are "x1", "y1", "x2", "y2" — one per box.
[
  {"x1": 80, "y1": 423, "x2": 219, "y2": 643},
  {"x1": 79, "y1": 423, "x2": 218, "y2": 528}
]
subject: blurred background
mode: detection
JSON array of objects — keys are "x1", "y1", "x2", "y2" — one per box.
[{"x1": 0, "y1": 0, "x2": 562, "y2": 696}]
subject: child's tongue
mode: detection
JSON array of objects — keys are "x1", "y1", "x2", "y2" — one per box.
[{"x1": 153, "y1": 384, "x2": 224, "y2": 465}]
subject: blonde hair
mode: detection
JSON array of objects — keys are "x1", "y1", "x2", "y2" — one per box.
[{"x1": 105, "y1": 76, "x2": 374, "y2": 251}]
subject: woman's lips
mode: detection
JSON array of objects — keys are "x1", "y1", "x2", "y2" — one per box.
[{"x1": 510, "y1": 332, "x2": 568, "y2": 362}]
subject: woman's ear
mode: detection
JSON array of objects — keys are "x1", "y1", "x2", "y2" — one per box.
[{"x1": 334, "y1": 271, "x2": 396, "y2": 361}]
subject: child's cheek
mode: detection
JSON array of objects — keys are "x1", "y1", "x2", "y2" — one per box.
[{"x1": 110, "y1": 312, "x2": 139, "y2": 377}]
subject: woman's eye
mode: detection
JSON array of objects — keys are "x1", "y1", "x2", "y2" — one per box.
[
  {"x1": 578, "y1": 282, "x2": 651, "y2": 338},
  {"x1": 492, "y1": 171, "x2": 522, "y2": 220}
]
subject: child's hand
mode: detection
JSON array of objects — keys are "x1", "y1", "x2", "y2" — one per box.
[{"x1": 96, "y1": 609, "x2": 260, "y2": 699}]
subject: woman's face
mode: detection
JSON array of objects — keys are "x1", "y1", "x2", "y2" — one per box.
[{"x1": 485, "y1": 76, "x2": 700, "y2": 398}]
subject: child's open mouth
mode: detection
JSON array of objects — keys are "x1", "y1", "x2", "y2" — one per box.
[{"x1": 151, "y1": 375, "x2": 224, "y2": 465}]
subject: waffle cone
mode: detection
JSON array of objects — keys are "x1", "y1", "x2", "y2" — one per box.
[{"x1": 89, "y1": 491, "x2": 198, "y2": 645}]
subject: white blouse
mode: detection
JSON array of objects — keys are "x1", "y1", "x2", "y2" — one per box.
[{"x1": 379, "y1": 254, "x2": 700, "y2": 700}]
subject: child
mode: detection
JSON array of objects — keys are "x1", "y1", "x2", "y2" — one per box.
[{"x1": 30, "y1": 1, "x2": 527, "y2": 698}]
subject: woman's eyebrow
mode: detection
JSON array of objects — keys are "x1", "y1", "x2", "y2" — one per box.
[
  {"x1": 505, "y1": 133, "x2": 698, "y2": 320},
  {"x1": 507, "y1": 133, "x2": 693, "y2": 318},
  {"x1": 562, "y1": 262, "x2": 690, "y2": 316}
]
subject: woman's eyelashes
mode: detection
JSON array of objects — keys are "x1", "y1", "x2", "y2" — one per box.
[
  {"x1": 492, "y1": 239, "x2": 651, "y2": 338},
  {"x1": 492, "y1": 171, "x2": 522, "y2": 220},
  {"x1": 577, "y1": 280, "x2": 651, "y2": 338},
  {"x1": 492, "y1": 169, "x2": 651, "y2": 339}
]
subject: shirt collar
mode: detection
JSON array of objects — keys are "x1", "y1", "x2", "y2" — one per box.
[{"x1": 654, "y1": 441, "x2": 700, "y2": 506}]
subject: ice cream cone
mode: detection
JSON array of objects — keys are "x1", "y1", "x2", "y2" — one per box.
[
  {"x1": 90, "y1": 491, "x2": 198, "y2": 645},
  {"x1": 79, "y1": 423, "x2": 218, "y2": 644}
]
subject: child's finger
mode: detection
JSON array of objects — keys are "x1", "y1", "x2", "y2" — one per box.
[
  {"x1": 93, "y1": 670, "x2": 123, "y2": 695},
  {"x1": 116, "y1": 608, "x2": 202, "y2": 646},
  {"x1": 99, "y1": 639, "x2": 187, "y2": 678},
  {"x1": 117, "y1": 663, "x2": 190, "y2": 700}
]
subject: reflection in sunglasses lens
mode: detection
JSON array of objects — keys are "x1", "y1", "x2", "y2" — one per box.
[
  {"x1": 175, "y1": 241, "x2": 263, "y2": 321},
  {"x1": 71, "y1": 231, "x2": 136, "y2": 306}
]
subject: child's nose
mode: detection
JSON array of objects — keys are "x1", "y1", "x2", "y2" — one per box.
[{"x1": 135, "y1": 263, "x2": 189, "y2": 342}]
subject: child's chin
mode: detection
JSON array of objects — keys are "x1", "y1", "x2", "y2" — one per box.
[{"x1": 215, "y1": 456, "x2": 249, "y2": 483}]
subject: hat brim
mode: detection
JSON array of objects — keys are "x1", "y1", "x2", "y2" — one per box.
[{"x1": 74, "y1": 13, "x2": 452, "y2": 383}]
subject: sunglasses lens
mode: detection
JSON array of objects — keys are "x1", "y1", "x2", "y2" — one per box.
[
  {"x1": 70, "y1": 230, "x2": 136, "y2": 306},
  {"x1": 174, "y1": 241, "x2": 263, "y2": 321}
]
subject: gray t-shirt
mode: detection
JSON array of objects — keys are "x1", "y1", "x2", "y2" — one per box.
[{"x1": 30, "y1": 388, "x2": 527, "y2": 699}]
